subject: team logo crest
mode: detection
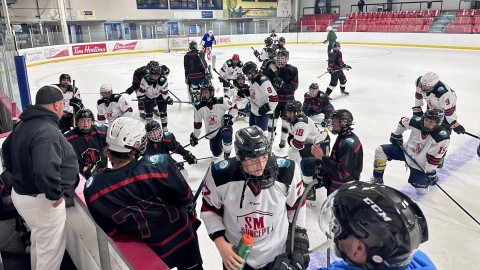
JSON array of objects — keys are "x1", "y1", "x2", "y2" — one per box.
[
  {"x1": 209, "y1": 115, "x2": 218, "y2": 126},
  {"x1": 81, "y1": 148, "x2": 101, "y2": 167},
  {"x1": 215, "y1": 160, "x2": 229, "y2": 169},
  {"x1": 345, "y1": 138, "x2": 355, "y2": 144},
  {"x1": 148, "y1": 154, "x2": 165, "y2": 164},
  {"x1": 276, "y1": 158, "x2": 290, "y2": 168}
]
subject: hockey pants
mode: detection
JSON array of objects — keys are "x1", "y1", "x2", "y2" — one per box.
[
  {"x1": 326, "y1": 70, "x2": 347, "y2": 95},
  {"x1": 268, "y1": 102, "x2": 289, "y2": 141},
  {"x1": 144, "y1": 98, "x2": 168, "y2": 129}
]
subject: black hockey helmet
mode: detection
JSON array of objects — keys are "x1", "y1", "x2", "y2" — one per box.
[
  {"x1": 59, "y1": 74, "x2": 71, "y2": 82},
  {"x1": 149, "y1": 65, "x2": 162, "y2": 75},
  {"x1": 277, "y1": 50, "x2": 289, "y2": 67},
  {"x1": 279, "y1": 37, "x2": 286, "y2": 43},
  {"x1": 330, "y1": 109, "x2": 354, "y2": 134},
  {"x1": 147, "y1": 60, "x2": 159, "y2": 70},
  {"x1": 242, "y1": 61, "x2": 258, "y2": 76},
  {"x1": 421, "y1": 108, "x2": 444, "y2": 132},
  {"x1": 145, "y1": 120, "x2": 163, "y2": 142},
  {"x1": 333, "y1": 42, "x2": 341, "y2": 48},
  {"x1": 264, "y1": 37, "x2": 273, "y2": 46},
  {"x1": 189, "y1": 41, "x2": 198, "y2": 51},
  {"x1": 75, "y1": 108, "x2": 95, "y2": 123},
  {"x1": 199, "y1": 82, "x2": 215, "y2": 102},
  {"x1": 271, "y1": 29, "x2": 276, "y2": 33},
  {"x1": 266, "y1": 46, "x2": 276, "y2": 53},
  {"x1": 235, "y1": 126, "x2": 272, "y2": 161},
  {"x1": 284, "y1": 101, "x2": 303, "y2": 123},
  {"x1": 236, "y1": 73, "x2": 246, "y2": 83},
  {"x1": 309, "y1": 83, "x2": 319, "y2": 90},
  {"x1": 319, "y1": 181, "x2": 428, "y2": 269}
]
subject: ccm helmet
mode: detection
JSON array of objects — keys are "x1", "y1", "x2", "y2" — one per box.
[{"x1": 107, "y1": 117, "x2": 146, "y2": 153}]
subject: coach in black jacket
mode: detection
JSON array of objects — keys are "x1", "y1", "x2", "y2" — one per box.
[{"x1": 2, "y1": 85, "x2": 79, "y2": 270}]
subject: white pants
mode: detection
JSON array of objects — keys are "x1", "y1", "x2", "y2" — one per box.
[{"x1": 11, "y1": 189, "x2": 66, "y2": 270}]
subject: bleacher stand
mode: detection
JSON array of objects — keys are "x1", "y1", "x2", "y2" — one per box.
[
  {"x1": 295, "y1": 13, "x2": 340, "y2": 32},
  {"x1": 447, "y1": 9, "x2": 480, "y2": 34}
]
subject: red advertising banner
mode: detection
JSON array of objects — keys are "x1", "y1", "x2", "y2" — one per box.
[
  {"x1": 112, "y1": 41, "x2": 139, "y2": 52},
  {"x1": 72, "y1": 43, "x2": 107, "y2": 55},
  {"x1": 21, "y1": 46, "x2": 69, "y2": 63}
]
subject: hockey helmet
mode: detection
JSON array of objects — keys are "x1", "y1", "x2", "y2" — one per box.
[
  {"x1": 242, "y1": 61, "x2": 258, "y2": 78},
  {"x1": 421, "y1": 108, "x2": 444, "y2": 132},
  {"x1": 236, "y1": 73, "x2": 246, "y2": 82},
  {"x1": 208, "y1": 30, "x2": 213, "y2": 35},
  {"x1": 277, "y1": 50, "x2": 289, "y2": 67},
  {"x1": 189, "y1": 41, "x2": 198, "y2": 51},
  {"x1": 419, "y1": 72, "x2": 439, "y2": 92},
  {"x1": 284, "y1": 101, "x2": 303, "y2": 123},
  {"x1": 59, "y1": 74, "x2": 71, "y2": 82},
  {"x1": 319, "y1": 181, "x2": 428, "y2": 269},
  {"x1": 100, "y1": 84, "x2": 113, "y2": 93},
  {"x1": 309, "y1": 83, "x2": 320, "y2": 96},
  {"x1": 327, "y1": 26, "x2": 333, "y2": 31},
  {"x1": 271, "y1": 29, "x2": 276, "y2": 33},
  {"x1": 147, "y1": 60, "x2": 159, "y2": 70},
  {"x1": 107, "y1": 117, "x2": 146, "y2": 153},
  {"x1": 200, "y1": 83, "x2": 215, "y2": 102},
  {"x1": 330, "y1": 109, "x2": 354, "y2": 134},
  {"x1": 76, "y1": 109, "x2": 95, "y2": 133},
  {"x1": 264, "y1": 37, "x2": 273, "y2": 46},
  {"x1": 149, "y1": 65, "x2": 162, "y2": 75},
  {"x1": 232, "y1": 54, "x2": 240, "y2": 61},
  {"x1": 333, "y1": 42, "x2": 341, "y2": 49},
  {"x1": 145, "y1": 120, "x2": 163, "y2": 142},
  {"x1": 278, "y1": 37, "x2": 286, "y2": 43}
]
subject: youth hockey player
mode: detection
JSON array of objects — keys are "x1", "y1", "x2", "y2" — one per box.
[
  {"x1": 232, "y1": 73, "x2": 251, "y2": 121},
  {"x1": 201, "y1": 126, "x2": 310, "y2": 270},
  {"x1": 317, "y1": 181, "x2": 434, "y2": 270},
  {"x1": 64, "y1": 109, "x2": 108, "y2": 179},
  {"x1": 97, "y1": 84, "x2": 133, "y2": 125},
  {"x1": 138, "y1": 65, "x2": 174, "y2": 129},
  {"x1": 370, "y1": 108, "x2": 450, "y2": 194},
  {"x1": 242, "y1": 61, "x2": 278, "y2": 132},
  {"x1": 184, "y1": 41, "x2": 211, "y2": 103},
  {"x1": 218, "y1": 54, "x2": 243, "y2": 97},
  {"x1": 268, "y1": 50, "x2": 298, "y2": 148},
  {"x1": 302, "y1": 83, "x2": 334, "y2": 125},
  {"x1": 260, "y1": 46, "x2": 278, "y2": 83},
  {"x1": 413, "y1": 72, "x2": 465, "y2": 134},
  {"x1": 55, "y1": 74, "x2": 83, "y2": 132},
  {"x1": 84, "y1": 117, "x2": 203, "y2": 270},
  {"x1": 275, "y1": 37, "x2": 286, "y2": 52},
  {"x1": 190, "y1": 83, "x2": 238, "y2": 159},
  {"x1": 253, "y1": 37, "x2": 273, "y2": 62},
  {"x1": 201, "y1": 29, "x2": 216, "y2": 61},
  {"x1": 304, "y1": 109, "x2": 363, "y2": 195},
  {"x1": 326, "y1": 42, "x2": 352, "y2": 98},
  {"x1": 126, "y1": 61, "x2": 169, "y2": 119},
  {"x1": 143, "y1": 120, "x2": 197, "y2": 165},
  {"x1": 270, "y1": 29, "x2": 279, "y2": 44}
]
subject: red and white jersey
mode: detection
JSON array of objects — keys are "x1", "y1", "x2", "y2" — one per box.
[
  {"x1": 232, "y1": 91, "x2": 250, "y2": 110},
  {"x1": 415, "y1": 80, "x2": 458, "y2": 126},
  {"x1": 288, "y1": 116, "x2": 327, "y2": 150},
  {"x1": 200, "y1": 157, "x2": 306, "y2": 269},
  {"x1": 249, "y1": 75, "x2": 278, "y2": 116},
  {"x1": 138, "y1": 76, "x2": 169, "y2": 100},
  {"x1": 257, "y1": 46, "x2": 269, "y2": 62},
  {"x1": 193, "y1": 97, "x2": 237, "y2": 139},
  {"x1": 54, "y1": 84, "x2": 80, "y2": 113},
  {"x1": 219, "y1": 60, "x2": 243, "y2": 81},
  {"x1": 97, "y1": 94, "x2": 133, "y2": 125},
  {"x1": 395, "y1": 116, "x2": 450, "y2": 172}
]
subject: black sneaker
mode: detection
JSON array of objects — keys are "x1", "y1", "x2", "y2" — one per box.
[{"x1": 341, "y1": 90, "x2": 350, "y2": 95}]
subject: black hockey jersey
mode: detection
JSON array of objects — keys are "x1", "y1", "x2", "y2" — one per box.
[
  {"x1": 319, "y1": 131, "x2": 363, "y2": 194},
  {"x1": 184, "y1": 50, "x2": 208, "y2": 80},
  {"x1": 328, "y1": 51, "x2": 345, "y2": 71},
  {"x1": 83, "y1": 154, "x2": 201, "y2": 268},
  {"x1": 260, "y1": 57, "x2": 277, "y2": 82},
  {"x1": 302, "y1": 91, "x2": 334, "y2": 118},
  {"x1": 143, "y1": 132, "x2": 191, "y2": 158},
  {"x1": 276, "y1": 64, "x2": 298, "y2": 103},
  {"x1": 64, "y1": 125, "x2": 108, "y2": 178},
  {"x1": 129, "y1": 65, "x2": 149, "y2": 92}
]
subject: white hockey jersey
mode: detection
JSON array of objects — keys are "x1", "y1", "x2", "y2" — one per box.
[
  {"x1": 249, "y1": 75, "x2": 278, "y2": 116},
  {"x1": 193, "y1": 97, "x2": 238, "y2": 139},
  {"x1": 395, "y1": 116, "x2": 450, "y2": 172},
  {"x1": 287, "y1": 116, "x2": 329, "y2": 164},
  {"x1": 415, "y1": 79, "x2": 458, "y2": 126},
  {"x1": 232, "y1": 90, "x2": 250, "y2": 110},
  {"x1": 138, "y1": 76, "x2": 169, "y2": 100},
  {"x1": 257, "y1": 46, "x2": 270, "y2": 62},
  {"x1": 97, "y1": 94, "x2": 133, "y2": 125},
  {"x1": 55, "y1": 84, "x2": 80, "y2": 113},
  {"x1": 219, "y1": 60, "x2": 243, "y2": 81},
  {"x1": 200, "y1": 157, "x2": 306, "y2": 269}
]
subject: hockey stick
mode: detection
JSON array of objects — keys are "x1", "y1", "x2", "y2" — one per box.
[
  {"x1": 399, "y1": 145, "x2": 480, "y2": 226},
  {"x1": 132, "y1": 99, "x2": 193, "y2": 104},
  {"x1": 72, "y1": 80, "x2": 77, "y2": 127},
  {"x1": 176, "y1": 156, "x2": 215, "y2": 166},
  {"x1": 183, "y1": 127, "x2": 221, "y2": 148},
  {"x1": 192, "y1": 162, "x2": 213, "y2": 203},
  {"x1": 168, "y1": 90, "x2": 182, "y2": 102},
  {"x1": 463, "y1": 132, "x2": 480, "y2": 157},
  {"x1": 317, "y1": 71, "x2": 328, "y2": 79}
]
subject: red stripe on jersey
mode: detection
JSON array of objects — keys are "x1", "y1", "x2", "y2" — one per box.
[
  {"x1": 125, "y1": 108, "x2": 133, "y2": 112},
  {"x1": 139, "y1": 88, "x2": 146, "y2": 93},
  {"x1": 98, "y1": 115, "x2": 106, "y2": 121},
  {"x1": 426, "y1": 154, "x2": 442, "y2": 165},
  {"x1": 269, "y1": 95, "x2": 279, "y2": 102},
  {"x1": 194, "y1": 122, "x2": 202, "y2": 129},
  {"x1": 160, "y1": 233, "x2": 194, "y2": 259},
  {"x1": 415, "y1": 92, "x2": 423, "y2": 99},
  {"x1": 65, "y1": 134, "x2": 79, "y2": 141},
  {"x1": 292, "y1": 139, "x2": 304, "y2": 149},
  {"x1": 151, "y1": 220, "x2": 189, "y2": 247},
  {"x1": 354, "y1": 143, "x2": 362, "y2": 153},
  {"x1": 89, "y1": 173, "x2": 168, "y2": 203},
  {"x1": 201, "y1": 200, "x2": 224, "y2": 217},
  {"x1": 444, "y1": 106, "x2": 455, "y2": 116},
  {"x1": 287, "y1": 197, "x2": 306, "y2": 211}
]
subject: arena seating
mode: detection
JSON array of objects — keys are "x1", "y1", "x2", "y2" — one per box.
[
  {"x1": 447, "y1": 9, "x2": 480, "y2": 34},
  {"x1": 295, "y1": 13, "x2": 339, "y2": 32}
]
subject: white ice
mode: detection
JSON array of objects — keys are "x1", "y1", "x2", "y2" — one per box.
[{"x1": 27, "y1": 43, "x2": 480, "y2": 269}]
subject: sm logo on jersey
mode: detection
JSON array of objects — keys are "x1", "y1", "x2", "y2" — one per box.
[{"x1": 238, "y1": 211, "x2": 273, "y2": 241}]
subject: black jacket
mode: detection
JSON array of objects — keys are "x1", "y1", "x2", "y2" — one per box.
[{"x1": 2, "y1": 105, "x2": 79, "y2": 200}]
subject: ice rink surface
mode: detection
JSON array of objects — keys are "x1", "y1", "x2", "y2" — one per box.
[{"x1": 28, "y1": 43, "x2": 480, "y2": 269}]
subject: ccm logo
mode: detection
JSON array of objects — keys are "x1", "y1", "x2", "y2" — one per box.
[{"x1": 363, "y1": 197, "x2": 392, "y2": 222}]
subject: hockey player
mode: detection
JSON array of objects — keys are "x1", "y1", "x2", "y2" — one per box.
[
  {"x1": 126, "y1": 61, "x2": 169, "y2": 119},
  {"x1": 370, "y1": 108, "x2": 450, "y2": 194},
  {"x1": 184, "y1": 41, "x2": 211, "y2": 103},
  {"x1": 97, "y1": 84, "x2": 133, "y2": 125},
  {"x1": 84, "y1": 117, "x2": 203, "y2": 270},
  {"x1": 413, "y1": 72, "x2": 465, "y2": 134},
  {"x1": 242, "y1": 61, "x2": 278, "y2": 132},
  {"x1": 64, "y1": 109, "x2": 108, "y2": 179},
  {"x1": 218, "y1": 54, "x2": 243, "y2": 97},
  {"x1": 143, "y1": 120, "x2": 197, "y2": 166},
  {"x1": 302, "y1": 83, "x2": 334, "y2": 125},
  {"x1": 268, "y1": 50, "x2": 299, "y2": 148},
  {"x1": 232, "y1": 73, "x2": 251, "y2": 121},
  {"x1": 138, "y1": 65, "x2": 174, "y2": 129},
  {"x1": 54, "y1": 75, "x2": 83, "y2": 132},
  {"x1": 259, "y1": 46, "x2": 277, "y2": 82},
  {"x1": 304, "y1": 109, "x2": 363, "y2": 195},
  {"x1": 190, "y1": 83, "x2": 238, "y2": 159},
  {"x1": 326, "y1": 42, "x2": 351, "y2": 98},
  {"x1": 200, "y1": 126, "x2": 310, "y2": 270},
  {"x1": 201, "y1": 30, "x2": 216, "y2": 61},
  {"x1": 270, "y1": 29, "x2": 279, "y2": 44},
  {"x1": 275, "y1": 37, "x2": 286, "y2": 52},
  {"x1": 253, "y1": 37, "x2": 273, "y2": 62},
  {"x1": 317, "y1": 181, "x2": 434, "y2": 270}
]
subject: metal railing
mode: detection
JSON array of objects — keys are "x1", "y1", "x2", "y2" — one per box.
[{"x1": 349, "y1": 0, "x2": 444, "y2": 14}]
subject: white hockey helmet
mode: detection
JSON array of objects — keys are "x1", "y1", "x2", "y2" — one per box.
[
  {"x1": 326, "y1": 26, "x2": 333, "y2": 31},
  {"x1": 420, "y1": 72, "x2": 439, "y2": 92},
  {"x1": 100, "y1": 83, "x2": 113, "y2": 93},
  {"x1": 208, "y1": 29, "x2": 213, "y2": 35},
  {"x1": 107, "y1": 117, "x2": 146, "y2": 153}
]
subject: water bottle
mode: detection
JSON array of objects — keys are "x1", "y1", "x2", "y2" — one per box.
[{"x1": 236, "y1": 234, "x2": 254, "y2": 270}]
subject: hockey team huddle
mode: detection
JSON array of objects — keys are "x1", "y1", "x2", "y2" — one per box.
[{"x1": 40, "y1": 29, "x2": 466, "y2": 270}]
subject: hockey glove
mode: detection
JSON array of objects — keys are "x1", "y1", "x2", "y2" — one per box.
[
  {"x1": 125, "y1": 87, "x2": 134, "y2": 95},
  {"x1": 165, "y1": 96, "x2": 174, "y2": 105},
  {"x1": 184, "y1": 152, "x2": 197, "y2": 165},
  {"x1": 253, "y1": 50, "x2": 260, "y2": 58},
  {"x1": 320, "y1": 119, "x2": 330, "y2": 128},
  {"x1": 327, "y1": 67, "x2": 333, "y2": 74},
  {"x1": 344, "y1": 64, "x2": 352, "y2": 70},
  {"x1": 267, "y1": 254, "x2": 304, "y2": 270},
  {"x1": 451, "y1": 121, "x2": 465, "y2": 134},
  {"x1": 272, "y1": 77, "x2": 284, "y2": 89},
  {"x1": 426, "y1": 171, "x2": 438, "y2": 186},
  {"x1": 69, "y1": 97, "x2": 84, "y2": 111},
  {"x1": 176, "y1": 162, "x2": 185, "y2": 171},
  {"x1": 258, "y1": 103, "x2": 270, "y2": 116},
  {"x1": 161, "y1": 65, "x2": 170, "y2": 77},
  {"x1": 305, "y1": 107, "x2": 315, "y2": 117},
  {"x1": 412, "y1": 106, "x2": 424, "y2": 117},
  {"x1": 223, "y1": 114, "x2": 234, "y2": 127},
  {"x1": 390, "y1": 133, "x2": 403, "y2": 147},
  {"x1": 189, "y1": 133, "x2": 199, "y2": 147},
  {"x1": 237, "y1": 89, "x2": 246, "y2": 98},
  {"x1": 82, "y1": 163, "x2": 96, "y2": 179},
  {"x1": 323, "y1": 40, "x2": 328, "y2": 44}
]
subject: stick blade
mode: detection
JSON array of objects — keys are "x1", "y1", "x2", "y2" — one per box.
[
  {"x1": 212, "y1": 54, "x2": 216, "y2": 70},
  {"x1": 477, "y1": 143, "x2": 480, "y2": 157}
]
